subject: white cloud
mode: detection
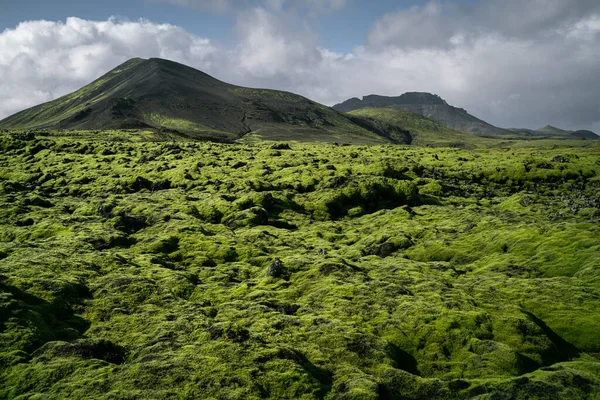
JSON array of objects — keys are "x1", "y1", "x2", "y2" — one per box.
[
  {"x1": 368, "y1": 2, "x2": 460, "y2": 49},
  {"x1": 1, "y1": 1, "x2": 599, "y2": 132},
  {"x1": 151, "y1": 0, "x2": 233, "y2": 13},
  {"x1": 232, "y1": 7, "x2": 321, "y2": 79},
  {"x1": 0, "y1": 17, "x2": 218, "y2": 119},
  {"x1": 154, "y1": 0, "x2": 347, "y2": 14}
]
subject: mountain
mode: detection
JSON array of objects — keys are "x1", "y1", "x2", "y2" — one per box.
[
  {"x1": 0, "y1": 58, "x2": 408, "y2": 144},
  {"x1": 505, "y1": 125, "x2": 598, "y2": 140},
  {"x1": 347, "y1": 107, "x2": 492, "y2": 148},
  {"x1": 529, "y1": 126, "x2": 599, "y2": 140},
  {"x1": 570, "y1": 130, "x2": 599, "y2": 140},
  {"x1": 536, "y1": 125, "x2": 572, "y2": 135},
  {"x1": 535, "y1": 126, "x2": 599, "y2": 140},
  {"x1": 333, "y1": 93, "x2": 510, "y2": 136}
]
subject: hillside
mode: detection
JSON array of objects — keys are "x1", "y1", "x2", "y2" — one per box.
[
  {"x1": 333, "y1": 93, "x2": 510, "y2": 136},
  {"x1": 571, "y1": 130, "x2": 599, "y2": 140},
  {"x1": 1, "y1": 130, "x2": 599, "y2": 398},
  {"x1": 347, "y1": 107, "x2": 494, "y2": 148},
  {"x1": 0, "y1": 58, "x2": 407, "y2": 145},
  {"x1": 536, "y1": 125, "x2": 573, "y2": 135}
]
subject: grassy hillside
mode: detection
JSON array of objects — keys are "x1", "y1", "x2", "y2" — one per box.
[
  {"x1": 334, "y1": 93, "x2": 511, "y2": 136},
  {"x1": 347, "y1": 107, "x2": 495, "y2": 148},
  {"x1": 0, "y1": 130, "x2": 599, "y2": 398},
  {"x1": 0, "y1": 59, "x2": 402, "y2": 145},
  {"x1": 536, "y1": 125, "x2": 572, "y2": 135}
]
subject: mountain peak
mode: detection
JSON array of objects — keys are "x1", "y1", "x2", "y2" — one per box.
[
  {"x1": 0, "y1": 57, "x2": 410, "y2": 145},
  {"x1": 333, "y1": 92, "x2": 509, "y2": 136}
]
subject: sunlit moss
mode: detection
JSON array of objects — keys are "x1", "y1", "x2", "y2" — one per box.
[{"x1": 0, "y1": 130, "x2": 599, "y2": 399}]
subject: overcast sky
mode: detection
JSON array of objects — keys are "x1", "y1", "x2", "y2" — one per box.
[{"x1": 1, "y1": 0, "x2": 599, "y2": 132}]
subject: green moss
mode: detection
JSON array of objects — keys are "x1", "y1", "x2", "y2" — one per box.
[{"x1": 0, "y1": 131, "x2": 599, "y2": 399}]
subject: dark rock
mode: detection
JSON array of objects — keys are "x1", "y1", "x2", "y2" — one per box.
[
  {"x1": 87, "y1": 234, "x2": 137, "y2": 250},
  {"x1": 231, "y1": 161, "x2": 247, "y2": 169},
  {"x1": 259, "y1": 300, "x2": 300, "y2": 315},
  {"x1": 23, "y1": 196, "x2": 54, "y2": 208},
  {"x1": 369, "y1": 242, "x2": 397, "y2": 258},
  {"x1": 266, "y1": 258, "x2": 285, "y2": 278},
  {"x1": 448, "y1": 379, "x2": 470, "y2": 391},
  {"x1": 323, "y1": 176, "x2": 347, "y2": 189},
  {"x1": 112, "y1": 215, "x2": 147, "y2": 234},
  {"x1": 271, "y1": 143, "x2": 291, "y2": 150},
  {"x1": 208, "y1": 324, "x2": 250, "y2": 342},
  {"x1": 97, "y1": 201, "x2": 115, "y2": 218},
  {"x1": 27, "y1": 143, "x2": 46, "y2": 155},
  {"x1": 33, "y1": 339, "x2": 125, "y2": 364},
  {"x1": 14, "y1": 218, "x2": 34, "y2": 227},
  {"x1": 131, "y1": 176, "x2": 153, "y2": 191},
  {"x1": 12, "y1": 131, "x2": 36, "y2": 141},
  {"x1": 552, "y1": 155, "x2": 567, "y2": 163},
  {"x1": 520, "y1": 196, "x2": 533, "y2": 207},
  {"x1": 536, "y1": 162, "x2": 553, "y2": 169},
  {"x1": 151, "y1": 179, "x2": 171, "y2": 191}
]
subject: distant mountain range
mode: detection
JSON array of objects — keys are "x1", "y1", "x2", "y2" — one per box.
[
  {"x1": 333, "y1": 93, "x2": 598, "y2": 140},
  {"x1": 0, "y1": 57, "x2": 596, "y2": 143}
]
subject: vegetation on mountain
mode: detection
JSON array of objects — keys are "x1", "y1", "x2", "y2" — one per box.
[
  {"x1": 335, "y1": 95, "x2": 599, "y2": 141},
  {"x1": 347, "y1": 107, "x2": 494, "y2": 148},
  {"x1": 571, "y1": 130, "x2": 599, "y2": 140},
  {"x1": 0, "y1": 59, "x2": 405, "y2": 145},
  {"x1": 536, "y1": 125, "x2": 573, "y2": 136},
  {"x1": 333, "y1": 93, "x2": 510, "y2": 136},
  {"x1": 1, "y1": 128, "x2": 599, "y2": 399}
]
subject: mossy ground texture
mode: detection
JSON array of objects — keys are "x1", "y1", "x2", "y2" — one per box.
[{"x1": 1, "y1": 130, "x2": 600, "y2": 399}]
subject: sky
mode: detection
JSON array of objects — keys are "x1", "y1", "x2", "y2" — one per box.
[{"x1": 0, "y1": 0, "x2": 599, "y2": 132}]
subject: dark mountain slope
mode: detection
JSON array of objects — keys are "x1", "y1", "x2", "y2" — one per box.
[
  {"x1": 0, "y1": 58, "x2": 403, "y2": 144},
  {"x1": 334, "y1": 93, "x2": 510, "y2": 136},
  {"x1": 570, "y1": 130, "x2": 599, "y2": 140},
  {"x1": 347, "y1": 107, "x2": 495, "y2": 148}
]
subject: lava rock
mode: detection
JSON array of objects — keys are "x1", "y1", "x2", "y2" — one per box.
[
  {"x1": 231, "y1": 161, "x2": 247, "y2": 169},
  {"x1": 266, "y1": 258, "x2": 285, "y2": 278},
  {"x1": 271, "y1": 143, "x2": 292, "y2": 150},
  {"x1": 520, "y1": 196, "x2": 534, "y2": 207},
  {"x1": 369, "y1": 242, "x2": 397, "y2": 258},
  {"x1": 552, "y1": 155, "x2": 567, "y2": 163},
  {"x1": 14, "y1": 218, "x2": 34, "y2": 227}
]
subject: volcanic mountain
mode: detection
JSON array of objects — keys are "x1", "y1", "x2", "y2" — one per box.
[
  {"x1": 333, "y1": 93, "x2": 511, "y2": 136},
  {"x1": 0, "y1": 58, "x2": 410, "y2": 144},
  {"x1": 508, "y1": 125, "x2": 599, "y2": 140}
]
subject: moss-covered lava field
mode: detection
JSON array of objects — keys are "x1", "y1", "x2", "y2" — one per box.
[{"x1": 1, "y1": 130, "x2": 600, "y2": 399}]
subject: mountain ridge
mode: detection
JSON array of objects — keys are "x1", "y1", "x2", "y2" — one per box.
[
  {"x1": 0, "y1": 58, "x2": 410, "y2": 144},
  {"x1": 333, "y1": 93, "x2": 511, "y2": 136}
]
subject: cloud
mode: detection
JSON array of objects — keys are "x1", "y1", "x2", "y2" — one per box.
[
  {"x1": 153, "y1": 0, "x2": 347, "y2": 14},
  {"x1": 266, "y1": 0, "x2": 347, "y2": 14},
  {"x1": 368, "y1": 2, "x2": 461, "y2": 49},
  {"x1": 362, "y1": 0, "x2": 600, "y2": 129},
  {"x1": 0, "y1": 17, "x2": 218, "y2": 119},
  {"x1": 0, "y1": 1, "x2": 599, "y2": 132},
  {"x1": 150, "y1": 0, "x2": 235, "y2": 13},
  {"x1": 232, "y1": 7, "x2": 321, "y2": 79}
]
